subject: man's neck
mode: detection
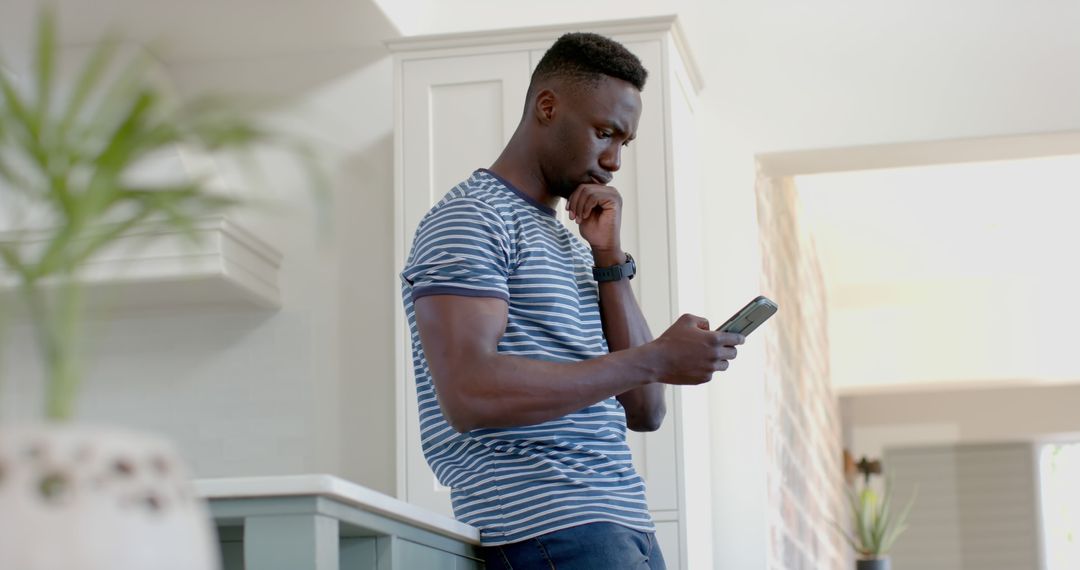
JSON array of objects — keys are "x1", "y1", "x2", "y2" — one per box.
[{"x1": 488, "y1": 139, "x2": 560, "y2": 210}]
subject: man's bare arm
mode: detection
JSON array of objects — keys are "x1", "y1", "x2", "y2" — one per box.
[
  {"x1": 415, "y1": 294, "x2": 742, "y2": 433},
  {"x1": 592, "y1": 249, "x2": 667, "y2": 432}
]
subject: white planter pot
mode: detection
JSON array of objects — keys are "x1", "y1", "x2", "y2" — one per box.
[{"x1": 0, "y1": 424, "x2": 220, "y2": 570}]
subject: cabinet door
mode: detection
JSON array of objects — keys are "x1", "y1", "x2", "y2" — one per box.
[
  {"x1": 397, "y1": 539, "x2": 484, "y2": 570},
  {"x1": 399, "y1": 51, "x2": 532, "y2": 516}
]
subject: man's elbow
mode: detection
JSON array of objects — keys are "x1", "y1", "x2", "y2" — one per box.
[
  {"x1": 445, "y1": 412, "x2": 479, "y2": 434},
  {"x1": 627, "y1": 407, "x2": 667, "y2": 432},
  {"x1": 438, "y1": 390, "x2": 484, "y2": 433}
]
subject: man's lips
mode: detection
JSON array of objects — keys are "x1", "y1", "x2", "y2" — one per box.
[{"x1": 589, "y1": 174, "x2": 612, "y2": 185}]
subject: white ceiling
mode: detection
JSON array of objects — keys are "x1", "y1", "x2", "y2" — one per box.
[
  {"x1": 0, "y1": 0, "x2": 400, "y2": 64},
  {"x1": 797, "y1": 154, "x2": 1080, "y2": 393}
]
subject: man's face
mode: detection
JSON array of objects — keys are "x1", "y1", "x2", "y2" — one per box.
[{"x1": 543, "y1": 76, "x2": 642, "y2": 199}]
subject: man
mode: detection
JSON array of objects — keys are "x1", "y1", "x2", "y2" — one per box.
[{"x1": 401, "y1": 32, "x2": 743, "y2": 569}]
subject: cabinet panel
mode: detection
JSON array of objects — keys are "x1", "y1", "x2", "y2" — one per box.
[
  {"x1": 455, "y1": 555, "x2": 485, "y2": 570},
  {"x1": 431, "y1": 81, "x2": 504, "y2": 200},
  {"x1": 400, "y1": 51, "x2": 532, "y2": 517},
  {"x1": 398, "y1": 540, "x2": 458, "y2": 570},
  {"x1": 654, "y1": 521, "x2": 682, "y2": 570},
  {"x1": 401, "y1": 52, "x2": 531, "y2": 252}
]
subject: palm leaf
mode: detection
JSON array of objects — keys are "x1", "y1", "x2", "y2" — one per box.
[
  {"x1": 0, "y1": 61, "x2": 47, "y2": 169},
  {"x1": 75, "y1": 43, "x2": 152, "y2": 154},
  {"x1": 0, "y1": 23, "x2": 72, "y2": 216},
  {"x1": 880, "y1": 486, "x2": 918, "y2": 554},
  {"x1": 880, "y1": 523, "x2": 909, "y2": 555},
  {"x1": 57, "y1": 33, "x2": 118, "y2": 140},
  {"x1": 0, "y1": 153, "x2": 33, "y2": 191},
  {"x1": 838, "y1": 472, "x2": 918, "y2": 559},
  {"x1": 858, "y1": 490, "x2": 876, "y2": 551},
  {"x1": 0, "y1": 242, "x2": 30, "y2": 282},
  {"x1": 0, "y1": 71, "x2": 7, "y2": 140},
  {"x1": 33, "y1": 6, "x2": 57, "y2": 129},
  {"x1": 870, "y1": 480, "x2": 893, "y2": 552},
  {"x1": 830, "y1": 518, "x2": 867, "y2": 557},
  {"x1": 29, "y1": 220, "x2": 82, "y2": 279},
  {"x1": 68, "y1": 209, "x2": 151, "y2": 269},
  {"x1": 81, "y1": 89, "x2": 163, "y2": 218},
  {"x1": 93, "y1": 88, "x2": 159, "y2": 174}
]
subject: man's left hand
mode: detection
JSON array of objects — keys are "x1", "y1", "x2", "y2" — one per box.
[{"x1": 567, "y1": 183, "x2": 623, "y2": 258}]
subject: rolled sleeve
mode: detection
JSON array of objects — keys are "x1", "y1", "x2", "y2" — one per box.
[{"x1": 401, "y1": 198, "x2": 511, "y2": 303}]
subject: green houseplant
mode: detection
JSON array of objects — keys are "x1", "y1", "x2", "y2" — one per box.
[
  {"x1": 836, "y1": 469, "x2": 917, "y2": 570},
  {"x1": 0, "y1": 10, "x2": 323, "y2": 421},
  {"x1": 0, "y1": 9, "x2": 323, "y2": 570}
]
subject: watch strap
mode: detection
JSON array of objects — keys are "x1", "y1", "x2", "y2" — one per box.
[{"x1": 593, "y1": 253, "x2": 636, "y2": 282}]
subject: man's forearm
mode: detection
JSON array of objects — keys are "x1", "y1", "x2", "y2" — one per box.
[
  {"x1": 593, "y1": 249, "x2": 653, "y2": 349},
  {"x1": 416, "y1": 286, "x2": 724, "y2": 433},
  {"x1": 416, "y1": 292, "x2": 670, "y2": 433},
  {"x1": 439, "y1": 343, "x2": 665, "y2": 432},
  {"x1": 593, "y1": 249, "x2": 668, "y2": 431}
]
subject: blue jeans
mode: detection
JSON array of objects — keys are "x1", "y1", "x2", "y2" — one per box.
[{"x1": 482, "y1": 522, "x2": 667, "y2": 569}]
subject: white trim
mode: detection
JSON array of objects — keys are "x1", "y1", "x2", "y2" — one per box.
[
  {"x1": 385, "y1": 15, "x2": 703, "y2": 91},
  {"x1": 835, "y1": 377, "x2": 1077, "y2": 397},
  {"x1": 392, "y1": 47, "x2": 410, "y2": 503},
  {"x1": 757, "y1": 130, "x2": 1080, "y2": 177},
  {"x1": 0, "y1": 215, "x2": 282, "y2": 310},
  {"x1": 193, "y1": 474, "x2": 481, "y2": 545}
]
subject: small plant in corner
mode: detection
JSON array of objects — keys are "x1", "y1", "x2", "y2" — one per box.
[{"x1": 834, "y1": 459, "x2": 917, "y2": 570}]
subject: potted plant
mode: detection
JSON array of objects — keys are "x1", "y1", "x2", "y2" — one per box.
[
  {"x1": 835, "y1": 458, "x2": 917, "y2": 570},
  {"x1": 0, "y1": 9, "x2": 322, "y2": 569}
]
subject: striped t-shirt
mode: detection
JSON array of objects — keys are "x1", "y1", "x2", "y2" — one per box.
[{"x1": 400, "y1": 169, "x2": 654, "y2": 546}]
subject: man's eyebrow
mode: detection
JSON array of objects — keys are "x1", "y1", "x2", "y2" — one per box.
[{"x1": 603, "y1": 121, "x2": 635, "y2": 139}]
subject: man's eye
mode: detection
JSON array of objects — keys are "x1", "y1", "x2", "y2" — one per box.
[{"x1": 596, "y1": 130, "x2": 612, "y2": 139}]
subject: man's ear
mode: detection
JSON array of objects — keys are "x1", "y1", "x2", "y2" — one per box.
[{"x1": 532, "y1": 88, "x2": 557, "y2": 125}]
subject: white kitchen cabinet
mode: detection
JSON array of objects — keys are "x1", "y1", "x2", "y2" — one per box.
[{"x1": 389, "y1": 16, "x2": 709, "y2": 568}]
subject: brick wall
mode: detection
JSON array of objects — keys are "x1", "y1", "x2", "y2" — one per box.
[{"x1": 755, "y1": 173, "x2": 848, "y2": 570}]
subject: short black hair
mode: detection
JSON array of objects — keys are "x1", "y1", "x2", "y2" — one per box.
[{"x1": 530, "y1": 32, "x2": 648, "y2": 93}]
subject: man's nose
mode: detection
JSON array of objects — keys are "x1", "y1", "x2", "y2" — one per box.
[{"x1": 600, "y1": 146, "x2": 621, "y2": 173}]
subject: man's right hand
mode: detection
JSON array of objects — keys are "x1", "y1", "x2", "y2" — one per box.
[{"x1": 650, "y1": 314, "x2": 745, "y2": 385}]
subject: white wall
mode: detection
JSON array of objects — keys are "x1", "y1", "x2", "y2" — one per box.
[
  {"x1": 698, "y1": 114, "x2": 771, "y2": 570},
  {"x1": 796, "y1": 155, "x2": 1080, "y2": 393},
  {"x1": 0, "y1": 6, "x2": 401, "y2": 494},
  {"x1": 162, "y1": 47, "x2": 400, "y2": 492},
  {"x1": 375, "y1": 0, "x2": 1080, "y2": 151}
]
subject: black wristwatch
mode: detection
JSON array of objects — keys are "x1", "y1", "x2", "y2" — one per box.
[{"x1": 593, "y1": 252, "x2": 636, "y2": 282}]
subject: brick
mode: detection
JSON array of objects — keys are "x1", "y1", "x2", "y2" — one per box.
[{"x1": 757, "y1": 175, "x2": 848, "y2": 570}]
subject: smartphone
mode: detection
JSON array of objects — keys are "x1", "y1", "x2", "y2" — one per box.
[{"x1": 717, "y1": 296, "x2": 778, "y2": 337}]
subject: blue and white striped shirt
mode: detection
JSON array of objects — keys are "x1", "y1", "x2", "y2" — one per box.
[{"x1": 400, "y1": 169, "x2": 654, "y2": 546}]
